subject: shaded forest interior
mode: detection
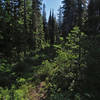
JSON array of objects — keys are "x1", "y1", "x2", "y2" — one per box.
[{"x1": 0, "y1": 0, "x2": 100, "y2": 100}]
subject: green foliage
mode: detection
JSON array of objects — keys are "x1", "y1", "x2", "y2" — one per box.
[
  {"x1": 0, "y1": 87, "x2": 10, "y2": 100},
  {"x1": 0, "y1": 84, "x2": 29, "y2": 100},
  {"x1": 0, "y1": 59, "x2": 15, "y2": 87},
  {"x1": 16, "y1": 78, "x2": 26, "y2": 86},
  {"x1": 0, "y1": 0, "x2": 100, "y2": 99},
  {"x1": 14, "y1": 85, "x2": 28, "y2": 100},
  {"x1": 35, "y1": 27, "x2": 88, "y2": 99},
  {"x1": 49, "y1": 93, "x2": 67, "y2": 100}
]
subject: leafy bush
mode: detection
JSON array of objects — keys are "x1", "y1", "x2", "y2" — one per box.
[
  {"x1": 0, "y1": 84, "x2": 29, "y2": 100},
  {"x1": 0, "y1": 59, "x2": 15, "y2": 87},
  {"x1": 36, "y1": 27, "x2": 88, "y2": 99},
  {"x1": 0, "y1": 87, "x2": 10, "y2": 100}
]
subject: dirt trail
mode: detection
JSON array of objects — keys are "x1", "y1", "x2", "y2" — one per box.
[{"x1": 28, "y1": 82, "x2": 47, "y2": 100}]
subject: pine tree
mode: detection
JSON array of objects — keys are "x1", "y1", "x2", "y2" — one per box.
[
  {"x1": 57, "y1": 5, "x2": 63, "y2": 41},
  {"x1": 84, "y1": 34, "x2": 100, "y2": 99},
  {"x1": 31, "y1": 0, "x2": 44, "y2": 49},
  {"x1": 62, "y1": 0, "x2": 77, "y2": 40},
  {"x1": 42, "y1": 3, "x2": 48, "y2": 42},
  {"x1": 87, "y1": 0, "x2": 100, "y2": 35},
  {"x1": 0, "y1": 0, "x2": 5, "y2": 57},
  {"x1": 62, "y1": 0, "x2": 87, "y2": 40},
  {"x1": 48, "y1": 10, "x2": 59, "y2": 45},
  {"x1": 84, "y1": 1, "x2": 100, "y2": 99},
  {"x1": 48, "y1": 10, "x2": 52, "y2": 44},
  {"x1": 0, "y1": 0, "x2": 14, "y2": 58},
  {"x1": 0, "y1": 0, "x2": 44, "y2": 59},
  {"x1": 58, "y1": 6, "x2": 63, "y2": 30}
]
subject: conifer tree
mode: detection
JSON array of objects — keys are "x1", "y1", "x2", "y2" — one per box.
[
  {"x1": 62, "y1": 0, "x2": 87, "y2": 40},
  {"x1": 57, "y1": 5, "x2": 63, "y2": 40},
  {"x1": 48, "y1": 10, "x2": 59, "y2": 45},
  {"x1": 42, "y1": 3, "x2": 48, "y2": 42},
  {"x1": 65, "y1": 26, "x2": 87, "y2": 97},
  {"x1": 58, "y1": 6, "x2": 63, "y2": 30},
  {"x1": 48, "y1": 10, "x2": 52, "y2": 44},
  {"x1": 31, "y1": 0, "x2": 44, "y2": 49},
  {"x1": 87, "y1": 0, "x2": 100, "y2": 35},
  {"x1": 62, "y1": 0, "x2": 77, "y2": 40}
]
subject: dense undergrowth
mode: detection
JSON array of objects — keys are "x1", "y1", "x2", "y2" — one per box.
[{"x1": 0, "y1": 27, "x2": 100, "y2": 100}]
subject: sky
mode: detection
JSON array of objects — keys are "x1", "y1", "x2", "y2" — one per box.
[{"x1": 42, "y1": 0, "x2": 63, "y2": 20}]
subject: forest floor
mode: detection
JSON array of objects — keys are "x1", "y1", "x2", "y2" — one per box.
[{"x1": 28, "y1": 81, "x2": 47, "y2": 100}]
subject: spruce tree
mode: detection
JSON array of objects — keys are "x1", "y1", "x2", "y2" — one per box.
[
  {"x1": 42, "y1": 3, "x2": 48, "y2": 42},
  {"x1": 31, "y1": 0, "x2": 44, "y2": 49},
  {"x1": 57, "y1": 5, "x2": 63, "y2": 40},
  {"x1": 62, "y1": 0, "x2": 77, "y2": 40},
  {"x1": 62, "y1": 0, "x2": 87, "y2": 40},
  {"x1": 48, "y1": 10, "x2": 52, "y2": 44},
  {"x1": 48, "y1": 10, "x2": 59, "y2": 45},
  {"x1": 58, "y1": 6, "x2": 63, "y2": 30},
  {"x1": 87, "y1": 0, "x2": 100, "y2": 35}
]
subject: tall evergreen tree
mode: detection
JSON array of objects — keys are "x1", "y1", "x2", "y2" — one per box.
[
  {"x1": 87, "y1": 0, "x2": 100, "y2": 35},
  {"x1": 62, "y1": 0, "x2": 87, "y2": 40},
  {"x1": 48, "y1": 10, "x2": 59, "y2": 45},
  {"x1": 84, "y1": 1, "x2": 100, "y2": 99},
  {"x1": 31, "y1": 0, "x2": 44, "y2": 49},
  {"x1": 48, "y1": 10, "x2": 52, "y2": 44},
  {"x1": 0, "y1": 0, "x2": 44, "y2": 59},
  {"x1": 42, "y1": 3, "x2": 48, "y2": 42},
  {"x1": 58, "y1": 6, "x2": 63, "y2": 30},
  {"x1": 62, "y1": 0, "x2": 77, "y2": 40},
  {"x1": 57, "y1": 5, "x2": 63, "y2": 40}
]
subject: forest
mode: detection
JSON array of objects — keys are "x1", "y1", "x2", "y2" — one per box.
[{"x1": 0, "y1": 0, "x2": 100, "y2": 100}]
